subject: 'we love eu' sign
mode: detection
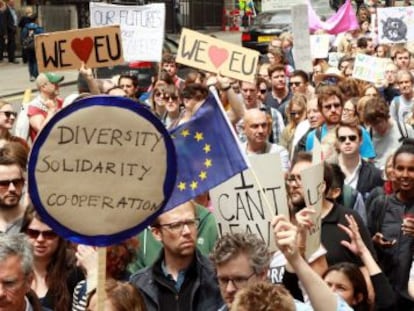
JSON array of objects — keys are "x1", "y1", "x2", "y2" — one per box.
[
  {"x1": 176, "y1": 28, "x2": 260, "y2": 83},
  {"x1": 35, "y1": 25, "x2": 124, "y2": 72}
]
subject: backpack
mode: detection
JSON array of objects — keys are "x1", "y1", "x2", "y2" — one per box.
[{"x1": 22, "y1": 29, "x2": 35, "y2": 51}]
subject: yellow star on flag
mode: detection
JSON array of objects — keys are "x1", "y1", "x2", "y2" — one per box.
[
  {"x1": 204, "y1": 158, "x2": 212, "y2": 168},
  {"x1": 194, "y1": 132, "x2": 204, "y2": 142},
  {"x1": 190, "y1": 180, "x2": 198, "y2": 190},
  {"x1": 178, "y1": 182, "x2": 186, "y2": 191},
  {"x1": 181, "y1": 129, "x2": 190, "y2": 137},
  {"x1": 203, "y1": 144, "x2": 211, "y2": 153},
  {"x1": 199, "y1": 171, "x2": 207, "y2": 180}
]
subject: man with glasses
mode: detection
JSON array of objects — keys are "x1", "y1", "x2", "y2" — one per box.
[
  {"x1": 210, "y1": 232, "x2": 270, "y2": 311},
  {"x1": 305, "y1": 85, "x2": 344, "y2": 151},
  {"x1": 336, "y1": 123, "x2": 383, "y2": 200},
  {"x1": 130, "y1": 201, "x2": 223, "y2": 311},
  {"x1": 286, "y1": 153, "x2": 375, "y2": 266},
  {"x1": 305, "y1": 85, "x2": 375, "y2": 160},
  {"x1": 28, "y1": 72, "x2": 64, "y2": 141},
  {"x1": 0, "y1": 156, "x2": 26, "y2": 235},
  {"x1": 0, "y1": 233, "x2": 51, "y2": 311},
  {"x1": 289, "y1": 70, "x2": 315, "y2": 101}
]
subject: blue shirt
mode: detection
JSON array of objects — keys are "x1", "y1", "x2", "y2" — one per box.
[{"x1": 305, "y1": 123, "x2": 376, "y2": 159}]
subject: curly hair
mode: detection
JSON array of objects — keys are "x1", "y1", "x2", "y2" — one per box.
[
  {"x1": 107, "y1": 237, "x2": 139, "y2": 279},
  {"x1": 210, "y1": 233, "x2": 270, "y2": 275},
  {"x1": 231, "y1": 281, "x2": 295, "y2": 311}
]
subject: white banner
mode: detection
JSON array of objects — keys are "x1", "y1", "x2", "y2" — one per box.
[
  {"x1": 210, "y1": 153, "x2": 289, "y2": 252},
  {"x1": 90, "y1": 2, "x2": 165, "y2": 62}
]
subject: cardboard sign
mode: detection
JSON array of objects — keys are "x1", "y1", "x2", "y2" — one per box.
[
  {"x1": 176, "y1": 28, "x2": 259, "y2": 83},
  {"x1": 328, "y1": 52, "x2": 344, "y2": 68},
  {"x1": 89, "y1": 2, "x2": 165, "y2": 62},
  {"x1": 300, "y1": 162, "x2": 324, "y2": 259},
  {"x1": 292, "y1": 4, "x2": 312, "y2": 73},
  {"x1": 210, "y1": 153, "x2": 289, "y2": 252},
  {"x1": 352, "y1": 53, "x2": 388, "y2": 83},
  {"x1": 35, "y1": 26, "x2": 123, "y2": 72},
  {"x1": 377, "y1": 6, "x2": 414, "y2": 44},
  {"x1": 312, "y1": 137, "x2": 322, "y2": 165},
  {"x1": 310, "y1": 35, "x2": 330, "y2": 59},
  {"x1": 28, "y1": 96, "x2": 176, "y2": 246}
]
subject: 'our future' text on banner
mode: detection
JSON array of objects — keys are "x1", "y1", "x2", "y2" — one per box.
[
  {"x1": 300, "y1": 162, "x2": 324, "y2": 259},
  {"x1": 27, "y1": 96, "x2": 176, "y2": 246},
  {"x1": 210, "y1": 153, "x2": 289, "y2": 252},
  {"x1": 89, "y1": 2, "x2": 165, "y2": 62},
  {"x1": 35, "y1": 26, "x2": 124, "y2": 72},
  {"x1": 176, "y1": 28, "x2": 260, "y2": 83}
]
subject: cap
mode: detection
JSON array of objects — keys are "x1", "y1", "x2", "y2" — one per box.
[
  {"x1": 314, "y1": 67, "x2": 344, "y2": 86},
  {"x1": 36, "y1": 72, "x2": 64, "y2": 88}
]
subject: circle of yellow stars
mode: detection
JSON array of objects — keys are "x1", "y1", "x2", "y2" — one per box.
[{"x1": 175, "y1": 128, "x2": 212, "y2": 192}]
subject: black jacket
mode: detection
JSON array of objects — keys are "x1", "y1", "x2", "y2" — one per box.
[
  {"x1": 356, "y1": 160, "x2": 384, "y2": 200},
  {"x1": 130, "y1": 249, "x2": 223, "y2": 311}
]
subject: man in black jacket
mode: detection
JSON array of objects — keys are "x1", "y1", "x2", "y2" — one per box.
[
  {"x1": 336, "y1": 122, "x2": 384, "y2": 200},
  {"x1": 130, "y1": 201, "x2": 223, "y2": 311},
  {"x1": 4, "y1": 0, "x2": 18, "y2": 63}
]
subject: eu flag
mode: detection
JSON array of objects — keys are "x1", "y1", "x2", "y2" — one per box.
[{"x1": 164, "y1": 92, "x2": 248, "y2": 211}]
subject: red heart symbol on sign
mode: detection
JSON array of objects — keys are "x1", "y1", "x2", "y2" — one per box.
[
  {"x1": 71, "y1": 37, "x2": 94, "y2": 63},
  {"x1": 208, "y1": 46, "x2": 229, "y2": 68}
]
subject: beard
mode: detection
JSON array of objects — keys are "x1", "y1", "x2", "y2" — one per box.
[{"x1": 289, "y1": 196, "x2": 306, "y2": 214}]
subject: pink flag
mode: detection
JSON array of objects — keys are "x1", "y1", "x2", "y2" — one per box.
[{"x1": 308, "y1": 0, "x2": 359, "y2": 34}]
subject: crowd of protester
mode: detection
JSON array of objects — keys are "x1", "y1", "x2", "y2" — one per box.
[{"x1": 3, "y1": 1, "x2": 414, "y2": 310}]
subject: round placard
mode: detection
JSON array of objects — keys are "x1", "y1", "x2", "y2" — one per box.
[{"x1": 28, "y1": 96, "x2": 176, "y2": 246}]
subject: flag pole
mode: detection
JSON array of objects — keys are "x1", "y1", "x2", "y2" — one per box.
[{"x1": 209, "y1": 86, "x2": 284, "y2": 218}]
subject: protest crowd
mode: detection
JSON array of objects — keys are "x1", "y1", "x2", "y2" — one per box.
[{"x1": 3, "y1": 0, "x2": 414, "y2": 311}]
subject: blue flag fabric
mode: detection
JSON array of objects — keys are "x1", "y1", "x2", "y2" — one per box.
[{"x1": 164, "y1": 92, "x2": 248, "y2": 211}]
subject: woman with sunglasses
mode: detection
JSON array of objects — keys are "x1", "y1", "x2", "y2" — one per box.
[
  {"x1": 21, "y1": 206, "x2": 84, "y2": 311},
  {"x1": 0, "y1": 100, "x2": 29, "y2": 150},
  {"x1": 280, "y1": 94, "x2": 307, "y2": 157},
  {"x1": 160, "y1": 84, "x2": 183, "y2": 129}
]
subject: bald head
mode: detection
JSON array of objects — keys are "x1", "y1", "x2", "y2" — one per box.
[{"x1": 243, "y1": 109, "x2": 269, "y2": 152}]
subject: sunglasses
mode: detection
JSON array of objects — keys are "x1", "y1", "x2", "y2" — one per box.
[
  {"x1": 289, "y1": 81, "x2": 302, "y2": 87},
  {"x1": 0, "y1": 178, "x2": 24, "y2": 189},
  {"x1": 290, "y1": 111, "x2": 302, "y2": 117},
  {"x1": 1, "y1": 111, "x2": 17, "y2": 118},
  {"x1": 26, "y1": 228, "x2": 58, "y2": 240},
  {"x1": 259, "y1": 89, "x2": 267, "y2": 94},
  {"x1": 154, "y1": 92, "x2": 163, "y2": 97},
  {"x1": 320, "y1": 77, "x2": 339, "y2": 86},
  {"x1": 164, "y1": 95, "x2": 178, "y2": 101},
  {"x1": 322, "y1": 103, "x2": 341, "y2": 110},
  {"x1": 338, "y1": 135, "x2": 358, "y2": 143}
]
